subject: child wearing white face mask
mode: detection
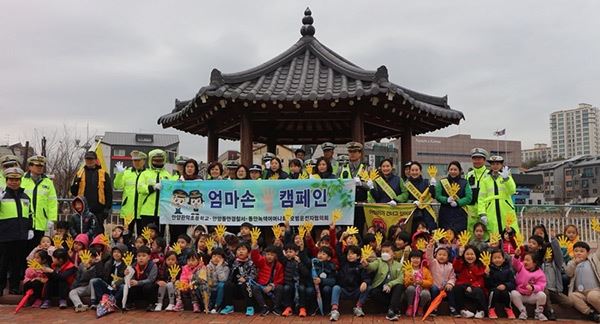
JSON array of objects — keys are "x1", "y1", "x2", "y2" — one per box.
[{"x1": 361, "y1": 241, "x2": 404, "y2": 321}]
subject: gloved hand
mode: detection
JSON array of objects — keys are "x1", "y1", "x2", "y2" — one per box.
[
  {"x1": 265, "y1": 161, "x2": 271, "y2": 169},
  {"x1": 388, "y1": 200, "x2": 397, "y2": 206},
  {"x1": 479, "y1": 214, "x2": 488, "y2": 225},
  {"x1": 450, "y1": 201, "x2": 458, "y2": 207},
  {"x1": 447, "y1": 197, "x2": 455, "y2": 203},
  {"x1": 0, "y1": 189, "x2": 5, "y2": 200},
  {"x1": 354, "y1": 177, "x2": 362, "y2": 186},
  {"x1": 27, "y1": 230, "x2": 34, "y2": 240},
  {"x1": 429, "y1": 178, "x2": 437, "y2": 186},
  {"x1": 366, "y1": 180, "x2": 374, "y2": 190},
  {"x1": 115, "y1": 161, "x2": 125, "y2": 173},
  {"x1": 179, "y1": 175, "x2": 185, "y2": 181},
  {"x1": 153, "y1": 182, "x2": 162, "y2": 191},
  {"x1": 47, "y1": 220, "x2": 54, "y2": 230},
  {"x1": 500, "y1": 166, "x2": 511, "y2": 179},
  {"x1": 413, "y1": 200, "x2": 420, "y2": 207}
]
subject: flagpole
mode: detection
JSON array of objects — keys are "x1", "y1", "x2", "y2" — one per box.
[
  {"x1": 496, "y1": 130, "x2": 500, "y2": 155},
  {"x1": 504, "y1": 130, "x2": 508, "y2": 164}
]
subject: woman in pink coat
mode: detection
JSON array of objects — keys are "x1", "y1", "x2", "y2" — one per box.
[{"x1": 510, "y1": 252, "x2": 548, "y2": 321}]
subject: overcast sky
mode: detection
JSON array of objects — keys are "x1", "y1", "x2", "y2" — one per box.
[{"x1": 2, "y1": 1, "x2": 599, "y2": 161}]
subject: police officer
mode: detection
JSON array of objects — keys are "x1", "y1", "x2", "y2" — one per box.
[
  {"x1": 173, "y1": 155, "x2": 188, "y2": 179},
  {"x1": 294, "y1": 148, "x2": 306, "y2": 161},
  {"x1": 114, "y1": 150, "x2": 147, "y2": 233},
  {"x1": 0, "y1": 155, "x2": 20, "y2": 189},
  {"x1": 321, "y1": 142, "x2": 339, "y2": 175},
  {"x1": 70, "y1": 151, "x2": 112, "y2": 235},
  {"x1": 261, "y1": 153, "x2": 276, "y2": 178},
  {"x1": 338, "y1": 142, "x2": 369, "y2": 232},
  {"x1": 138, "y1": 149, "x2": 172, "y2": 232},
  {"x1": 21, "y1": 155, "x2": 57, "y2": 247},
  {"x1": 224, "y1": 160, "x2": 239, "y2": 180},
  {"x1": 0, "y1": 167, "x2": 33, "y2": 295},
  {"x1": 466, "y1": 148, "x2": 490, "y2": 233}
]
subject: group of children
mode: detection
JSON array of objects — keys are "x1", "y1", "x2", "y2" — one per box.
[{"x1": 16, "y1": 216, "x2": 600, "y2": 323}]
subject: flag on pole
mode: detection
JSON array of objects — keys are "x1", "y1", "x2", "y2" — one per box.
[{"x1": 493, "y1": 129, "x2": 506, "y2": 136}]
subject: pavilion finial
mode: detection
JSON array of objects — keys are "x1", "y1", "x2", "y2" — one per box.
[{"x1": 300, "y1": 7, "x2": 315, "y2": 37}]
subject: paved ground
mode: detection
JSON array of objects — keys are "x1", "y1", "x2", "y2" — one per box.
[{"x1": 0, "y1": 306, "x2": 593, "y2": 324}]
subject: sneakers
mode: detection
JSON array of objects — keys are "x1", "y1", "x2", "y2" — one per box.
[
  {"x1": 145, "y1": 304, "x2": 154, "y2": 312},
  {"x1": 89, "y1": 304, "x2": 97, "y2": 310},
  {"x1": 519, "y1": 308, "x2": 528, "y2": 320},
  {"x1": 488, "y1": 308, "x2": 498, "y2": 319},
  {"x1": 506, "y1": 307, "x2": 516, "y2": 319},
  {"x1": 209, "y1": 308, "x2": 218, "y2": 314},
  {"x1": 535, "y1": 306, "x2": 548, "y2": 321},
  {"x1": 154, "y1": 303, "x2": 163, "y2": 312},
  {"x1": 59, "y1": 299, "x2": 67, "y2": 309},
  {"x1": 220, "y1": 305, "x2": 234, "y2": 315},
  {"x1": 193, "y1": 302, "x2": 201, "y2": 313},
  {"x1": 165, "y1": 304, "x2": 175, "y2": 312},
  {"x1": 405, "y1": 305, "x2": 414, "y2": 317},
  {"x1": 386, "y1": 309, "x2": 399, "y2": 321},
  {"x1": 260, "y1": 306, "x2": 269, "y2": 316},
  {"x1": 271, "y1": 308, "x2": 282, "y2": 316},
  {"x1": 330, "y1": 309, "x2": 340, "y2": 321},
  {"x1": 173, "y1": 300, "x2": 184, "y2": 312},
  {"x1": 547, "y1": 309, "x2": 557, "y2": 321},
  {"x1": 245, "y1": 306, "x2": 254, "y2": 316},
  {"x1": 353, "y1": 306, "x2": 365, "y2": 317},
  {"x1": 450, "y1": 307, "x2": 460, "y2": 318},
  {"x1": 74, "y1": 304, "x2": 87, "y2": 312},
  {"x1": 475, "y1": 310, "x2": 485, "y2": 319},
  {"x1": 299, "y1": 307, "x2": 307, "y2": 317},
  {"x1": 282, "y1": 306, "x2": 293, "y2": 317},
  {"x1": 31, "y1": 299, "x2": 42, "y2": 308},
  {"x1": 40, "y1": 300, "x2": 50, "y2": 309},
  {"x1": 461, "y1": 309, "x2": 475, "y2": 318}
]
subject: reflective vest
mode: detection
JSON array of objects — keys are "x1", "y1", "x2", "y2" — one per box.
[
  {"x1": 0, "y1": 187, "x2": 33, "y2": 242},
  {"x1": 339, "y1": 163, "x2": 365, "y2": 179},
  {"x1": 138, "y1": 168, "x2": 172, "y2": 217},
  {"x1": 114, "y1": 167, "x2": 146, "y2": 219},
  {"x1": 0, "y1": 172, "x2": 5, "y2": 189},
  {"x1": 21, "y1": 173, "x2": 58, "y2": 231},
  {"x1": 478, "y1": 173, "x2": 519, "y2": 236}
]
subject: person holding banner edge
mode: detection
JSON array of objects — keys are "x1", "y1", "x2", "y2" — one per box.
[
  {"x1": 338, "y1": 142, "x2": 369, "y2": 234},
  {"x1": 137, "y1": 149, "x2": 172, "y2": 234}
]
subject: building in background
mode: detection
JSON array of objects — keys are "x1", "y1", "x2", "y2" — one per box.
[
  {"x1": 392, "y1": 134, "x2": 522, "y2": 173},
  {"x1": 522, "y1": 143, "x2": 552, "y2": 165},
  {"x1": 563, "y1": 156, "x2": 600, "y2": 204},
  {"x1": 526, "y1": 155, "x2": 589, "y2": 204},
  {"x1": 308, "y1": 142, "x2": 399, "y2": 170},
  {"x1": 97, "y1": 131, "x2": 180, "y2": 177},
  {"x1": 0, "y1": 143, "x2": 36, "y2": 165},
  {"x1": 550, "y1": 103, "x2": 600, "y2": 160}
]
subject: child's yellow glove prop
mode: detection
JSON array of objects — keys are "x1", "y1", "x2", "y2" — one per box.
[
  {"x1": 557, "y1": 236, "x2": 569, "y2": 248},
  {"x1": 345, "y1": 226, "x2": 359, "y2": 236},
  {"x1": 123, "y1": 213, "x2": 134, "y2": 229},
  {"x1": 272, "y1": 224, "x2": 282, "y2": 240},
  {"x1": 480, "y1": 251, "x2": 491, "y2": 269},
  {"x1": 515, "y1": 233, "x2": 525, "y2": 249},
  {"x1": 505, "y1": 214, "x2": 516, "y2": 228},
  {"x1": 545, "y1": 247, "x2": 553, "y2": 261},
  {"x1": 361, "y1": 245, "x2": 374, "y2": 262},
  {"x1": 416, "y1": 238, "x2": 427, "y2": 251},
  {"x1": 141, "y1": 227, "x2": 152, "y2": 242},
  {"x1": 298, "y1": 225, "x2": 306, "y2": 240},
  {"x1": 65, "y1": 235, "x2": 74, "y2": 251},
  {"x1": 168, "y1": 264, "x2": 181, "y2": 279},
  {"x1": 375, "y1": 232, "x2": 383, "y2": 248},
  {"x1": 331, "y1": 209, "x2": 342, "y2": 224},
  {"x1": 283, "y1": 208, "x2": 293, "y2": 223},
  {"x1": 427, "y1": 165, "x2": 438, "y2": 179},
  {"x1": 52, "y1": 235, "x2": 63, "y2": 248},
  {"x1": 215, "y1": 224, "x2": 227, "y2": 241},
  {"x1": 251, "y1": 227, "x2": 261, "y2": 246},
  {"x1": 458, "y1": 230, "x2": 471, "y2": 247},
  {"x1": 432, "y1": 229, "x2": 447, "y2": 242},
  {"x1": 592, "y1": 218, "x2": 600, "y2": 233},
  {"x1": 488, "y1": 232, "x2": 501, "y2": 245},
  {"x1": 206, "y1": 237, "x2": 216, "y2": 254},
  {"x1": 27, "y1": 259, "x2": 43, "y2": 270},
  {"x1": 448, "y1": 182, "x2": 460, "y2": 197},
  {"x1": 303, "y1": 221, "x2": 314, "y2": 233},
  {"x1": 402, "y1": 260, "x2": 412, "y2": 274},
  {"x1": 79, "y1": 250, "x2": 92, "y2": 265},
  {"x1": 123, "y1": 251, "x2": 134, "y2": 267},
  {"x1": 170, "y1": 242, "x2": 182, "y2": 255}
]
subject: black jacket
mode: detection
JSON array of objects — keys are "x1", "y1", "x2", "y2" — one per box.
[
  {"x1": 70, "y1": 165, "x2": 112, "y2": 213},
  {"x1": 336, "y1": 259, "x2": 371, "y2": 290},
  {"x1": 485, "y1": 260, "x2": 515, "y2": 291},
  {"x1": 72, "y1": 261, "x2": 105, "y2": 288},
  {"x1": 0, "y1": 187, "x2": 32, "y2": 242}
]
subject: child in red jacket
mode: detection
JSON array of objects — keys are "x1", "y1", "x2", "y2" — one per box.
[
  {"x1": 250, "y1": 244, "x2": 284, "y2": 316},
  {"x1": 450, "y1": 245, "x2": 487, "y2": 318},
  {"x1": 41, "y1": 248, "x2": 77, "y2": 309}
]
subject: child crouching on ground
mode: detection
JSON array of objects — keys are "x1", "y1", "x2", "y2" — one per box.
[
  {"x1": 69, "y1": 249, "x2": 104, "y2": 312},
  {"x1": 41, "y1": 248, "x2": 77, "y2": 309},
  {"x1": 329, "y1": 245, "x2": 370, "y2": 321},
  {"x1": 426, "y1": 239, "x2": 455, "y2": 317},
  {"x1": 115, "y1": 246, "x2": 158, "y2": 311},
  {"x1": 23, "y1": 250, "x2": 52, "y2": 308},
  {"x1": 510, "y1": 251, "x2": 548, "y2": 321},
  {"x1": 207, "y1": 247, "x2": 229, "y2": 313},
  {"x1": 154, "y1": 251, "x2": 179, "y2": 311},
  {"x1": 566, "y1": 241, "x2": 600, "y2": 322},
  {"x1": 174, "y1": 252, "x2": 204, "y2": 312},
  {"x1": 403, "y1": 250, "x2": 432, "y2": 317},
  {"x1": 451, "y1": 245, "x2": 486, "y2": 318},
  {"x1": 484, "y1": 248, "x2": 515, "y2": 319},
  {"x1": 250, "y1": 244, "x2": 284, "y2": 316}
]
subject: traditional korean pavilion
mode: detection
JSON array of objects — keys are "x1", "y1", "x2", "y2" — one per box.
[{"x1": 158, "y1": 8, "x2": 464, "y2": 166}]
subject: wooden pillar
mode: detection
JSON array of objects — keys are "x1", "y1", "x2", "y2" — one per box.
[
  {"x1": 266, "y1": 138, "x2": 277, "y2": 155},
  {"x1": 401, "y1": 128, "x2": 413, "y2": 165},
  {"x1": 207, "y1": 125, "x2": 218, "y2": 163},
  {"x1": 352, "y1": 109, "x2": 365, "y2": 143},
  {"x1": 240, "y1": 112, "x2": 253, "y2": 166}
]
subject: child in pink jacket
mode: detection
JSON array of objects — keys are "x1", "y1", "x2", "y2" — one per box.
[
  {"x1": 426, "y1": 240, "x2": 456, "y2": 316},
  {"x1": 510, "y1": 252, "x2": 548, "y2": 321}
]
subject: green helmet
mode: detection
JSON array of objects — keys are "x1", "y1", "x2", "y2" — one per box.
[{"x1": 148, "y1": 149, "x2": 167, "y2": 169}]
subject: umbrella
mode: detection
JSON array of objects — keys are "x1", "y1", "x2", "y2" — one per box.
[
  {"x1": 14, "y1": 289, "x2": 33, "y2": 314},
  {"x1": 412, "y1": 267, "x2": 424, "y2": 317},
  {"x1": 421, "y1": 290, "x2": 447, "y2": 321},
  {"x1": 311, "y1": 258, "x2": 324, "y2": 315},
  {"x1": 122, "y1": 265, "x2": 134, "y2": 310}
]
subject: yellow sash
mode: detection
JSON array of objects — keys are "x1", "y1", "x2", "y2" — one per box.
[
  {"x1": 441, "y1": 178, "x2": 468, "y2": 213},
  {"x1": 374, "y1": 177, "x2": 398, "y2": 201},
  {"x1": 405, "y1": 181, "x2": 436, "y2": 219}
]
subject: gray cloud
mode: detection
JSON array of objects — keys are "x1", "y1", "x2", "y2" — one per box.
[{"x1": 1, "y1": 0, "x2": 599, "y2": 160}]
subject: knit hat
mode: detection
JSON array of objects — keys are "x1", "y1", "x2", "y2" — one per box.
[{"x1": 74, "y1": 233, "x2": 90, "y2": 249}]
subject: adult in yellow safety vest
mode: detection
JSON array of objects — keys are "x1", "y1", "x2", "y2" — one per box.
[
  {"x1": 478, "y1": 155, "x2": 519, "y2": 238},
  {"x1": 138, "y1": 149, "x2": 172, "y2": 233},
  {"x1": 465, "y1": 148, "x2": 490, "y2": 234},
  {"x1": 339, "y1": 142, "x2": 369, "y2": 233},
  {"x1": 0, "y1": 167, "x2": 33, "y2": 295},
  {"x1": 0, "y1": 154, "x2": 20, "y2": 190},
  {"x1": 21, "y1": 155, "x2": 57, "y2": 247},
  {"x1": 113, "y1": 150, "x2": 147, "y2": 233}
]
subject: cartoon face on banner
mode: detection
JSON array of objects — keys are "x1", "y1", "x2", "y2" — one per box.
[
  {"x1": 171, "y1": 189, "x2": 188, "y2": 214},
  {"x1": 189, "y1": 190, "x2": 204, "y2": 211}
]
